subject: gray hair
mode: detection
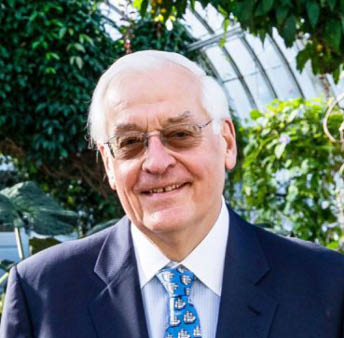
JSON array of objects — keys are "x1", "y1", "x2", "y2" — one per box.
[{"x1": 88, "y1": 50, "x2": 230, "y2": 145}]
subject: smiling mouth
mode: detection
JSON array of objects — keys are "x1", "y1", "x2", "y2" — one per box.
[{"x1": 143, "y1": 183, "x2": 187, "y2": 194}]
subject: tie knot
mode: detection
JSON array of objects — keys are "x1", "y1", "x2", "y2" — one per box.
[{"x1": 157, "y1": 266, "x2": 194, "y2": 297}]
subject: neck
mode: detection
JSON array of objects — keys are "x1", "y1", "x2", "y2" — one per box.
[
  {"x1": 154, "y1": 227, "x2": 210, "y2": 262},
  {"x1": 144, "y1": 202, "x2": 222, "y2": 262}
]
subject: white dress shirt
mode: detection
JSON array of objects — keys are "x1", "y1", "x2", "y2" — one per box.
[{"x1": 131, "y1": 197, "x2": 229, "y2": 338}]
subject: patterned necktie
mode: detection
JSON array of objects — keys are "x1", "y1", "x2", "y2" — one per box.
[{"x1": 157, "y1": 266, "x2": 202, "y2": 338}]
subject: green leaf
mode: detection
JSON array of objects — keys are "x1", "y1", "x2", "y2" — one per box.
[
  {"x1": 0, "y1": 194, "x2": 24, "y2": 230},
  {"x1": 333, "y1": 66, "x2": 341, "y2": 83},
  {"x1": 190, "y1": 0, "x2": 196, "y2": 11},
  {"x1": 1, "y1": 182, "x2": 77, "y2": 235},
  {"x1": 74, "y1": 43, "x2": 86, "y2": 53},
  {"x1": 250, "y1": 109, "x2": 263, "y2": 120},
  {"x1": 282, "y1": 15, "x2": 297, "y2": 46},
  {"x1": 223, "y1": 18, "x2": 230, "y2": 32},
  {"x1": 79, "y1": 34, "x2": 94, "y2": 46},
  {"x1": 139, "y1": 0, "x2": 148, "y2": 17},
  {"x1": 175, "y1": 0, "x2": 188, "y2": 17},
  {"x1": 276, "y1": 6, "x2": 289, "y2": 25},
  {"x1": 324, "y1": 18, "x2": 342, "y2": 51},
  {"x1": 328, "y1": 0, "x2": 337, "y2": 10},
  {"x1": 75, "y1": 56, "x2": 83, "y2": 69},
  {"x1": 219, "y1": 36, "x2": 227, "y2": 47},
  {"x1": 255, "y1": 0, "x2": 275, "y2": 16},
  {"x1": 274, "y1": 142, "x2": 287, "y2": 159},
  {"x1": 296, "y1": 48, "x2": 310, "y2": 71},
  {"x1": 32, "y1": 41, "x2": 40, "y2": 49},
  {"x1": 340, "y1": 15, "x2": 344, "y2": 34},
  {"x1": 280, "y1": 0, "x2": 292, "y2": 5},
  {"x1": 287, "y1": 108, "x2": 299, "y2": 122},
  {"x1": 236, "y1": 0, "x2": 255, "y2": 22},
  {"x1": 86, "y1": 218, "x2": 119, "y2": 236},
  {"x1": 327, "y1": 241, "x2": 339, "y2": 250},
  {"x1": 29, "y1": 237, "x2": 61, "y2": 255},
  {"x1": 306, "y1": 0, "x2": 320, "y2": 29},
  {"x1": 133, "y1": 0, "x2": 143, "y2": 10}
]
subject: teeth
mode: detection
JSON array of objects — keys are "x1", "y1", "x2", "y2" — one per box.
[{"x1": 148, "y1": 184, "x2": 182, "y2": 194}]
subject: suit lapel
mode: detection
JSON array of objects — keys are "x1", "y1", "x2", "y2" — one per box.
[
  {"x1": 216, "y1": 208, "x2": 278, "y2": 338},
  {"x1": 88, "y1": 208, "x2": 278, "y2": 338},
  {"x1": 89, "y1": 217, "x2": 149, "y2": 338}
]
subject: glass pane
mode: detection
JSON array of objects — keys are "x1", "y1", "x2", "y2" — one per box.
[
  {"x1": 327, "y1": 73, "x2": 344, "y2": 100},
  {"x1": 245, "y1": 72, "x2": 275, "y2": 108},
  {"x1": 194, "y1": 3, "x2": 224, "y2": 33},
  {"x1": 182, "y1": 10, "x2": 210, "y2": 39},
  {"x1": 290, "y1": 61, "x2": 319, "y2": 98},
  {"x1": 266, "y1": 66, "x2": 300, "y2": 99},
  {"x1": 100, "y1": 1, "x2": 132, "y2": 23},
  {"x1": 205, "y1": 46, "x2": 237, "y2": 81},
  {"x1": 103, "y1": 23, "x2": 121, "y2": 41},
  {"x1": 224, "y1": 79, "x2": 253, "y2": 121},
  {"x1": 272, "y1": 29, "x2": 299, "y2": 62},
  {"x1": 245, "y1": 34, "x2": 281, "y2": 69},
  {"x1": 225, "y1": 39, "x2": 257, "y2": 76}
]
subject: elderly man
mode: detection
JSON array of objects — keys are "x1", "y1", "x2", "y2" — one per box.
[{"x1": 1, "y1": 50, "x2": 344, "y2": 338}]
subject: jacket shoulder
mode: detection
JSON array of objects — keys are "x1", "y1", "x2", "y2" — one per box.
[
  {"x1": 251, "y1": 220, "x2": 344, "y2": 278},
  {"x1": 228, "y1": 207, "x2": 344, "y2": 277},
  {"x1": 15, "y1": 218, "x2": 125, "y2": 283}
]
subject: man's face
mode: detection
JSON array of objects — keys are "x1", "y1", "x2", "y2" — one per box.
[{"x1": 99, "y1": 63, "x2": 236, "y2": 242}]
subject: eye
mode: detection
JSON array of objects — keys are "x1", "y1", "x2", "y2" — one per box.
[
  {"x1": 167, "y1": 128, "x2": 193, "y2": 139},
  {"x1": 118, "y1": 136, "x2": 142, "y2": 148}
]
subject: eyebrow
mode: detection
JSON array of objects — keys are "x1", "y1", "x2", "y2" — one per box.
[
  {"x1": 112, "y1": 111, "x2": 195, "y2": 134},
  {"x1": 113, "y1": 123, "x2": 144, "y2": 133},
  {"x1": 166, "y1": 111, "x2": 194, "y2": 124}
]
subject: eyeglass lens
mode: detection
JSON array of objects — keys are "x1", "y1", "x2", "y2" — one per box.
[{"x1": 108, "y1": 123, "x2": 207, "y2": 159}]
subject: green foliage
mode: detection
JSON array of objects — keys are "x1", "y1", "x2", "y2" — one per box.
[
  {"x1": 29, "y1": 237, "x2": 61, "y2": 255},
  {"x1": 86, "y1": 218, "x2": 119, "y2": 236},
  {"x1": 0, "y1": 0, "x2": 122, "y2": 229},
  {"x1": 0, "y1": 181, "x2": 77, "y2": 235},
  {"x1": 0, "y1": 0, "x2": 119, "y2": 166},
  {"x1": 0, "y1": 0, "x2": 195, "y2": 231},
  {"x1": 129, "y1": 19, "x2": 196, "y2": 54},
  {"x1": 0, "y1": 291, "x2": 5, "y2": 320},
  {"x1": 138, "y1": 0, "x2": 344, "y2": 80},
  {"x1": 0, "y1": 194, "x2": 24, "y2": 231},
  {"x1": 0, "y1": 260, "x2": 15, "y2": 320},
  {"x1": 227, "y1": 98, "x2": 344, "y2": 249}
]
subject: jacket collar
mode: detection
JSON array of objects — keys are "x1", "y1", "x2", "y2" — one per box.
[
  {"x1": 216, "y1": 207, "x2": 278, "y2": 338},
  {"x1": 89, "y1": 217, "x2": 150, "y2": 338}
]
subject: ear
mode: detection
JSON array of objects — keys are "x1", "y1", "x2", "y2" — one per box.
[
  {"x1": 98, "y1": 144, "x2": 116, "y2": 191},
  {"x1": 221, "y1": 118, "x2": 237, "y2": 171}
]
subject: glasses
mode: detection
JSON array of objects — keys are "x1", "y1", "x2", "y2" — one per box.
[{"x1": 105, "y1": 120, "x2": 213, "y2": 159}]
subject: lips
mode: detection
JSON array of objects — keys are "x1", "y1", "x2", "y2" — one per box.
[{"x1": 142, "y1": 183, "x2": 187, "y2": 194}]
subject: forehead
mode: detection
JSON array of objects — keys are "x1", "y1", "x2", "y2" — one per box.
[{"x1": 104, "y1": 63, "x2": 206, "y2": 127}]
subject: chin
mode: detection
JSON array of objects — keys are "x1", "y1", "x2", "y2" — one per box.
[{"x1": 142, "y1": 209, "x2": 191, "y2": 234}]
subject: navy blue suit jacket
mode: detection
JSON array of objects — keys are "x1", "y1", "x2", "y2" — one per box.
[{"x1": 1, "y1": 207, "x2": 344, "y2": 337}]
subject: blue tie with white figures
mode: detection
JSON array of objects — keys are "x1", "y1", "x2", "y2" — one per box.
[{"x1": 157, "y1": 266, "x2": 202, "y2": 338}]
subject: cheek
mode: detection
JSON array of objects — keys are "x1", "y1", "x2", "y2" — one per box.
[
  {"x1": 191, "y1": 149, "x2": 226, "y2": 190},
  {"x1": 113, "y1": 161, "x2": 139, "y2": 197}
]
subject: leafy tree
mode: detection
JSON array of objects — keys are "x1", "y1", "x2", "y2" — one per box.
[
  {"x1": 138, "y1": 0, "x2": 344, "y2": 81},
  {"x1": 227, "y1": 98, "x2": 344, "y2": 250},
  {"x1": 0, "y1": 181, "x2": 77, "y2": 235},
  {"x1": 0, "y1": 180, "x2": 78, "y2": 321},
  {"x1": 0, "y1": 0, "x2": 195, "y2": 232}
]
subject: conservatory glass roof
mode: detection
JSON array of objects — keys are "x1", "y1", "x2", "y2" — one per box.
[{"x1": 99, "y1": 0, "x2": 344, "y2": 121}]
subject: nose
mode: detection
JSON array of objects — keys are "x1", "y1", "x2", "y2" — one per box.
[{"x1": 142, "y1": 135, "x2": 176, "y2": 174}]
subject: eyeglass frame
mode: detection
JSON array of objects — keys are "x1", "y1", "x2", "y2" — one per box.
[{"x1": 104, "y1": 119, "x2": 214, "y2": 159}]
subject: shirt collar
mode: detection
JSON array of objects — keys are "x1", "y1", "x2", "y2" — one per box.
[{"x1": 131, "y1": 197, "x2": 229, "y2": 296}]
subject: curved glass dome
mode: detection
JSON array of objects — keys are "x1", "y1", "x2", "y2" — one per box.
[{"x1": 99, "y1": 0, "x2": 344, "y2": 121}]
